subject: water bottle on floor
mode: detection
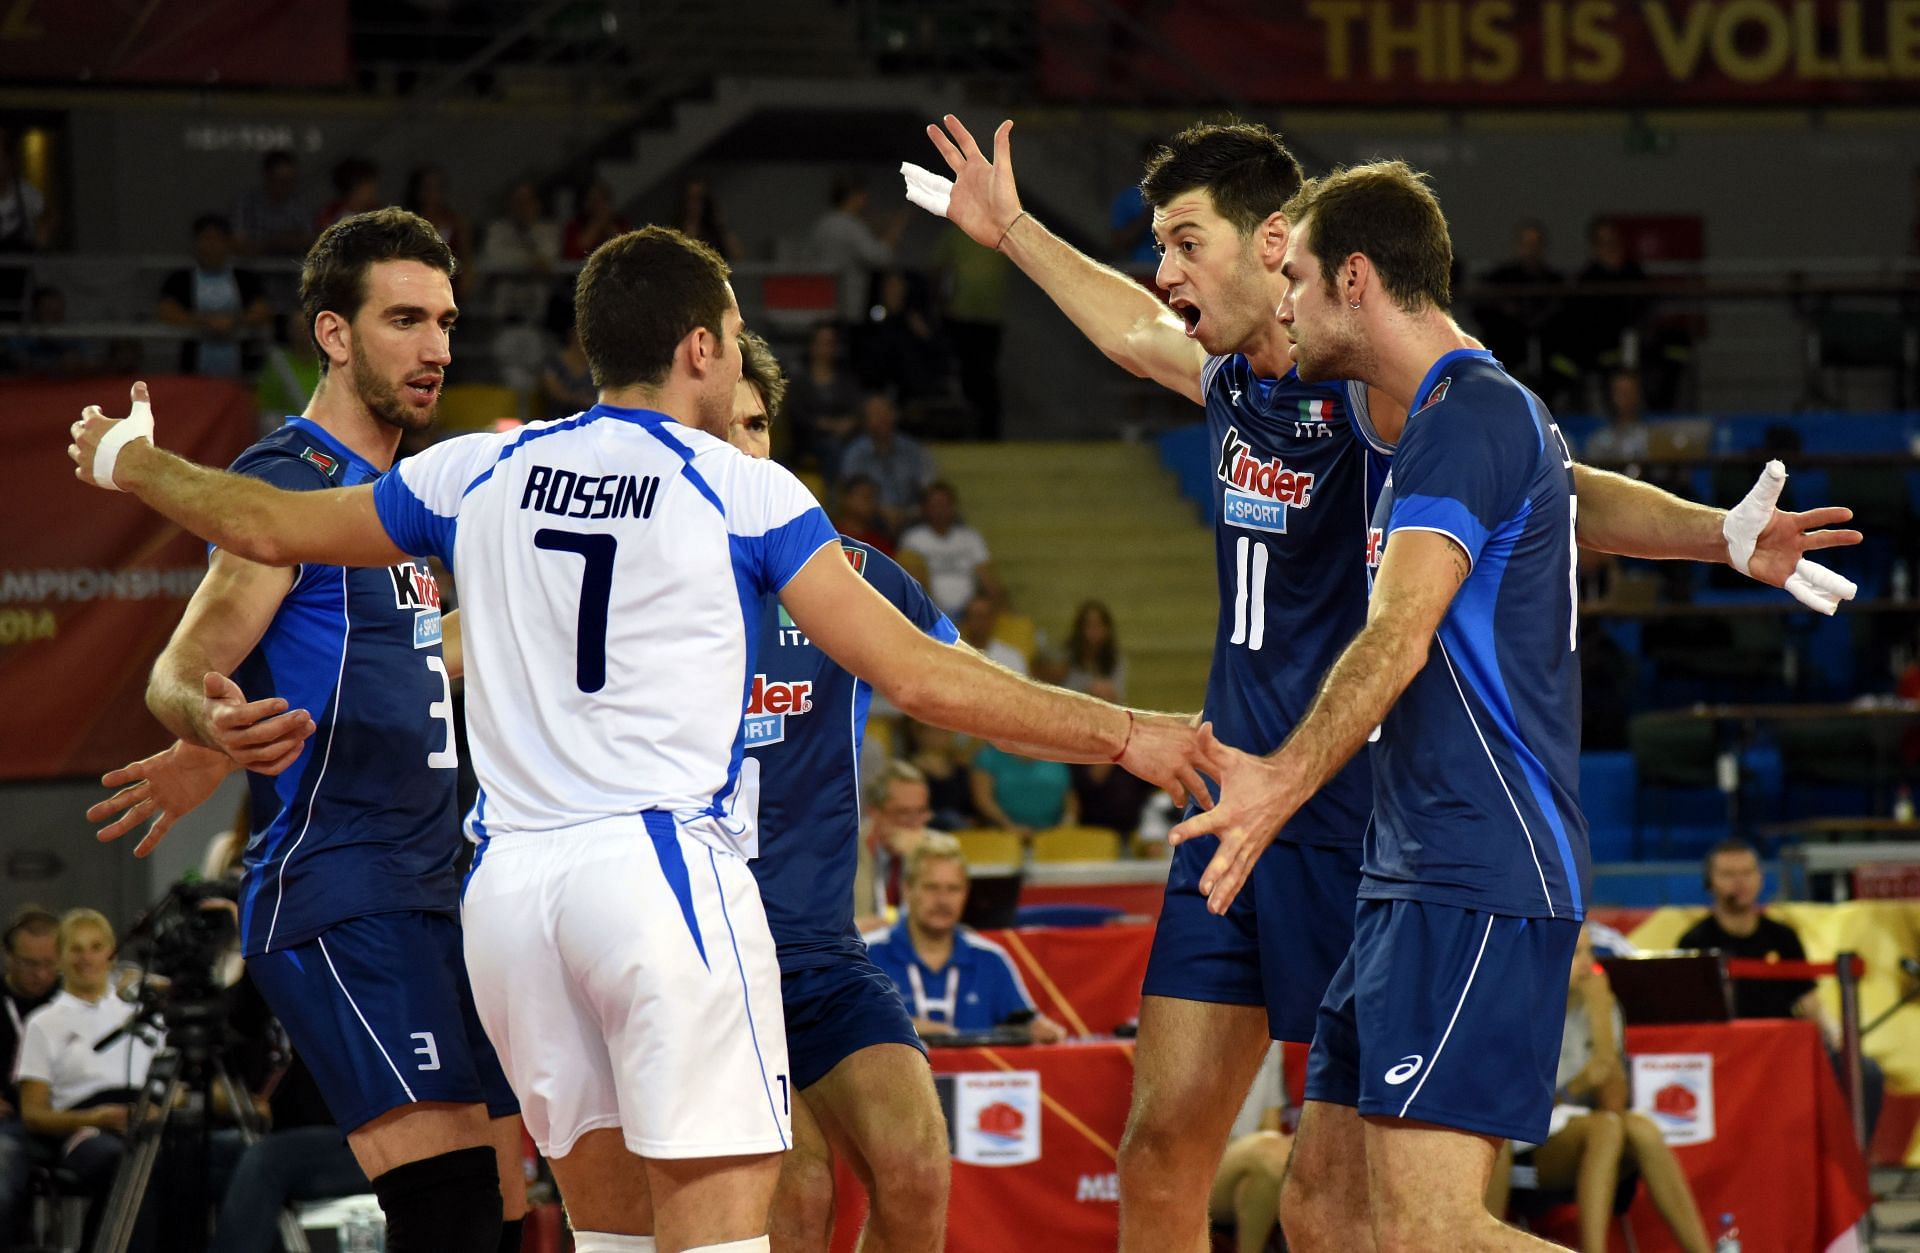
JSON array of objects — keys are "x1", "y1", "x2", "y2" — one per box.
[
  {"x1": 1714, "y1": 1211, "x2": 1742, "y2": 1253},
  {"x1": 342, "y1": 1206, "x2": 386, "y2": 1253}
]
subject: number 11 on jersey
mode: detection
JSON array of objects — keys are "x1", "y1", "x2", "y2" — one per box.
[{"x1": 1231, "y1": 535, "x2": 1269, "y2": 652}]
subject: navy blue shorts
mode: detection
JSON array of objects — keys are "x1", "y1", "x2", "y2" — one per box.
[
  {"x1": 250, "y1": 911, "x2": 520, "y2": 1134},
  {"x1": 1140, "y1": 837, "x2": 1362, "y2": 1043},
  {"x1": 1304, "y1": 898, "x2": 1580, "y2": 1144},
  {"x1": 782, "y1": 956, "x2": 926, "y2": 1092}
]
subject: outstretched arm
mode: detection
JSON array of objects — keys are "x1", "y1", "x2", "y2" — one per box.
[
  {"x1": 69, "y1": 388, "x2": 409, "y2": 569},
  {"x1": 915, "y1": 115, "x2": 1205, "y2": 403},
  {"x1": 1169, "y1": 530, "x2": 1470, "y2": 912},
  {"x1": 1574, "y1": 462, "x2": 1860, "y2": 612}
]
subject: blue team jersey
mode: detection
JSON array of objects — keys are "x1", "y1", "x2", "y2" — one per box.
[
  {"x1": 230, "y1": 419, "x2": 462, "y2": 957},
  {"x1": 861, "y1": 920, "x2": 1036, "y2": 1032},
  {"x1": 1200, "y1": 355, "x2": 1376, "y2": 847},
  {"x1": 1362, "y1": 350, "x2": 1589, "y2": 919},
  {"x1": 747, "y1": 539, "x2": 957, "y2": 970}
]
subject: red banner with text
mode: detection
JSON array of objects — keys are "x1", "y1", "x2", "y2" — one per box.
[
  {"x1": 0, "y1": 1, "x2": 348, "y2": 87},
  {"x1": 0, "y1": 377, "x2": 255, "y2": 779},
  {"x1": 1039, "y1": 0, "x2": 1920, "y2": 106}
]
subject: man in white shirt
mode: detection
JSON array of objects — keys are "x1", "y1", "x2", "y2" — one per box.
[
  {"x1": 898, "y1": 481, "x2": 1002, "y2": 615},
  {"x1": 68, "y1": 224, "x2": 1225, "y2": 1253},
  {"x1": 957, "y1": 593, "x2": 1027, "y2": 677}
]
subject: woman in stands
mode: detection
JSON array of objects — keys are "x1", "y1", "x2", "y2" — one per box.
[
  {"x1": 17, "y1": 909, "x2": 163, "y2": 1251},
  {"x1": 1063, "y1": 599, "x2": 1127, "y2": 701},
  {"x1": 1487, "y1": 925, "x2": 1711, "y2": 1253}
]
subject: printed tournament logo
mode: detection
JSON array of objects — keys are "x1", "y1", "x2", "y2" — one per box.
[
  {"x1": 743, "y1": 673, "x2": 814, "y2": 748},
  {"x1": 1418, "y1": 376, "x2": 1453, "y2": 412},
  {"x1": 1216, "y1": 424, "x2": 1317, "y2": 535},
  {"x1": 388, "y1": 561, "x2": 443, "y2": 648},
  {"x1": 841, "y1": 544, "x2": 868, "y2": 576},
  {"x1": 951, "y1": 1071, "x2": 1041, "y2": 1166},
  {"x1": 1631, "y1": 1053, "x2": 1715, "y2": 1146},
  {"x1": 299, "y1": 447, "x2": 339, "y2": 476}
]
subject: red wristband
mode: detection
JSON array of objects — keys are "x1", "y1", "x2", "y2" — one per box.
[{"x1": 1110, "y1": 709, "x2": 1135, "y2": 764}]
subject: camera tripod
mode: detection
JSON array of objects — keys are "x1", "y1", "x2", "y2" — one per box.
[{"x1": 88, "y1": 1001, "x2": 309, "y2": 1253}]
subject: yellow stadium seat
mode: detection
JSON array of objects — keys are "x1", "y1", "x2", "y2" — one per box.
[
  {"x1": 863, "y1": 716, "x2": 895, "y2": 760},
  {"x1": 951, "y1": 827, "x2": 1023, "y2": 868},
  {"x1": 435, "y1": 383, "x2": 521, "y2": 434},
  {"x1": 992, "y1": 612, "x2": 1036, "y2": 665},
  {"x1": 796, "y1": 469, "x2": 828, "y2": 504},
  {"x1": 1030, "y1": 825, "x2": 1122, "y2": 862}
]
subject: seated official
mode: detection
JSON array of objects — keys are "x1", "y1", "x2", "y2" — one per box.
[
  {"x1": 1487, "y1": 925, "x2": 1711, "y2": 1253},
  {"x1": 863, "y1": 835, "x2": 1066, "y2": 1042},
  {"x1": 1, "y1": 906, "x2": 61, "y2": 1241},
  {"x1": 1676, "y1": 838, "x2": 1885, "y2": 1140},
  {"x1": 16, "y1": 909, "x2": 164, "y2": 1253}
]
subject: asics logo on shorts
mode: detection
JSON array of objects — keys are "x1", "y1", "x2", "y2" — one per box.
[{"x1": 1383, "y1": 1055, "x2": 1424, "y2": 1086}]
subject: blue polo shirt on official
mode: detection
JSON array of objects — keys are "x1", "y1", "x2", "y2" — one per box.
[
  {"x1": 861, "y1": 920, "x2": 1036, "y2": 1032},
  {"x1": 1363, "y1": 348, "x2": 1590, "y2": 919}
]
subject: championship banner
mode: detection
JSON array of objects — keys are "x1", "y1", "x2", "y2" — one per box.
[
  {"x1": 0, "y1": 377, "x2": 255, "y2": 779},
  {"x1": 0, "y1": 0, "x2": 348, "y2": 87},
  {"x1": 1039, "y1": 0, "x2": 1920, "y2": 106}
]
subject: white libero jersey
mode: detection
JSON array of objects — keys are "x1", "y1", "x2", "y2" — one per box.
[{"x1": 372, "y1": 402, "x2": 837, "y2": 856}]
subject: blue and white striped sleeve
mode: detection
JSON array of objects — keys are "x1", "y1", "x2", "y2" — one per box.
[
  {"x1": 371, "y1": 432, "x2": 498, "y2": 568},
  {"x1": 730, "y1": 459, "x2": 838, "y2": 594}
]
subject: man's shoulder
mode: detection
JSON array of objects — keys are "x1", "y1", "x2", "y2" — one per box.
[{"x1": 1756, "y1": 912, "x2": 1806, "y2": 944}]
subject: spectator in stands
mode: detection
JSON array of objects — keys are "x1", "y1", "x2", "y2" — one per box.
[
  {"x1": 563, "y1": 177, "x2": 629, "y2": 261},
  {"x1": 832, "y1": 474, "x2": 895, "y2": 555},
  {"x1": 207, "y1": 972, "x2": 367, "y2": 1253},
  {"x1": 1069, "y1": 760, "x2": 1151, "y2": 838},
  {"x1": 957, "y1": 592, "x2": 1025, "y2": 676},
  {"x1": 1107, "y1": 139, "x2": 1164, "y2": 267},
  {"x1": 480, "y1": 180, "x2": 561, "y2": 325},
  {"x1": 1677, "y1": 839, "x2": 1885, "y2": 1139},
  {"x1": 539, "y1": 321, "x2": 597, "y2": 420},
  {"x1": 405, "y1": 164, "x2": 473, "y2": 280},
  {"x1": 783, "y1": 321, "x2": 863, "y2": 477},
  {"x1": 157, "y1": 213, "x2": 273, "y2": 378},
  {"x1": 0, "y1": 135, "x2": 50, "y2": 253},
  {"x1": 932, "y1": 224, "x2": 1011, "y2": 438},
  {"x1": 317, "y1": 156, "x2": 381, "y2": 230},
  {"x1": 970, "y1": 741, "x2": 1074, "y2": 837},
  {"x1": 1209, "y1": 1044, "x2": 1290, "y2": 1253},
  {"x1": 809, "y1": 172, "x2": 906, "y2": 322},
  {"x1": 1582, "y1": 371, "x2": 1650, "y2": 471},
  {"x1": 862, "y1": 835, "x2": 1067, "y2": 1042},
  {"x1": 5, "y1": 284, "x2": 92, "y2": 375},
  {"x1": 17, "y1": 910, "x2": 162, "y2": 1252},
  {"x1": 1552, "y1": 217, "x2": 1652, "y2": 406},
  {"x1": 230, "y1": 149, "x2": 315, "y2": 258},
  {"x1": 904, "y1": 721, "x2": 978, "y2": 831},
  {"x1": 672, "y1": 174, "x2": 742, "y2": 262},
  {"x1": 900, "y1": 482, "x2": 1003, "y2": 615},
  {"x1": 839, "y1": 391, "x2": 935, "y2": 531},
  {"x1": 1485, "y1": 925, "x2": 1711, "y2": 1253},
  {"x1": 854, "y1": 269, "x2": 952, "y2": 402},
  {"x1": 0, "y1": 907, "x2": 59, "y2": 1239},
  {"x1": 1471, "y1": 219, "x2": 1563, "y2": 390},
  {"x1": 855, "y1": 761, "x2": 945, "y2": 925},
  {"x1": 1063, "y1": 599, "x2": 1127, "y2": 700}
]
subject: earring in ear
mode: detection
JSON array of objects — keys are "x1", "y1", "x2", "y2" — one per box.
[{"x1": 1348, "y1": 300, "x2": 1361, "y2": 309}]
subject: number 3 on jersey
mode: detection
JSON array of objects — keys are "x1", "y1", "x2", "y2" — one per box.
[{"x1": 1231, "y1": 535, "x2": 1270, "y2": 652}]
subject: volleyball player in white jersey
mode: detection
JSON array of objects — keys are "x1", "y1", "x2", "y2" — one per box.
[{"x1": 67, "y1": 225, "x2": 1223, "y2": 1253}]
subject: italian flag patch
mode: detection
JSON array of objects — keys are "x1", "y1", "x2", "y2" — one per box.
[{"x1": 1298, "y1": 398, "x2": 1332, "y2": 422}]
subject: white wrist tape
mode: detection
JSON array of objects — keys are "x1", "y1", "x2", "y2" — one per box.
[
  {"x1": 93, "y1": 399, "x2": 154, "y2": 492},
  {"x1": 900, "y1": 162, "x2": 953, "y2": 218}
]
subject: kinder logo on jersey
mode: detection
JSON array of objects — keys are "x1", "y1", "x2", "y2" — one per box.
[
  {"x1": 1366, "y1": 526, "x2": 1385, "y2": 570},
  {"x1": 743, "y1": 674, "x2": 814, "y2": 747},
  {"x1": 952, "y1": 1071, "x2": 1041, "y2": 1166},
  {"x1": 1217, "y1": 425, "x2": 1317, "y2": 535},
  {"x1": 388, "y1": 562, "x2": 444, "y2": 648},
  {"x1": 1631, "y1": 1053, "x2": 1715, "y2": 1146}
]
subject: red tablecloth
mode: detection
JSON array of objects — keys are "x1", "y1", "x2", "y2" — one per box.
[
  {"x1": 974, "y1": 923, "x2": 1155, "y2": 1036},
  {"x1": 828, "y1": 1039, "x2": 1134, "y2": 1253}
]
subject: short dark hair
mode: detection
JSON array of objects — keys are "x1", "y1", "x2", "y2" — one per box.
[
  {"x1": 331, "y1": 155, "x2": 378, "y2": 195},
  {"x1": 1140, "y1": 121, "x2": 1304, "y2": 239},
  {"x1": 5, "y1": 905, "x2": 57, "y2": 954},
  {"x1": 922, "y1": 479, "x2": 958, "y2": 505},
  {"x1": 191, "y1": 212, "x2": 233, "y2": 239},
  {"x1": 829, "y1": 173, "x2": 866, "y2": 207},
  {"x1": 1283, "y1": 161, "x2": 1453, "y2": 313},
  {"x1": 573, "y1": 226, "x2": 731, "y2": 390},
  {"x1": 840, "y1": 472, "x2": 879, "y2": 495},
  {"x1": 737, "y1": 330, "x2": 787, "y2": 418},
  {"x1": 262, "y1": 149, "x2": 296, "y2": 174},
  {"x1": 299, "y1": 207, "x2": 457, "y2": 373},
  {"x1": 1703, "y1": 837, "x2": 1759, "y2": 886}
]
